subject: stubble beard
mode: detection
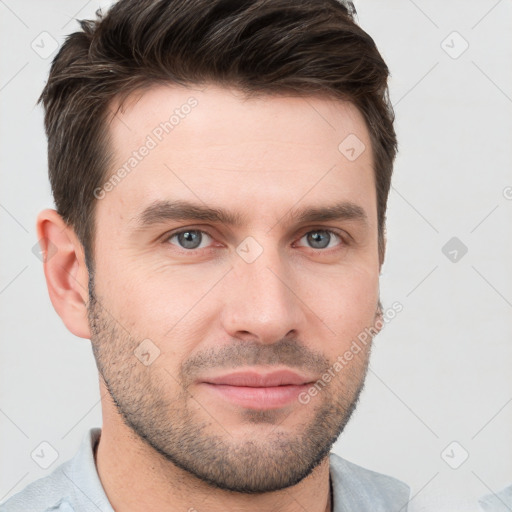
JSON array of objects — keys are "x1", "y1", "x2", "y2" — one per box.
[{"x1": 87, "y1": 274, "x2": 374, "y2": 493}]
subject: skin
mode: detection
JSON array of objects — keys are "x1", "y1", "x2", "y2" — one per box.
[{"x1": 37, "y1": 84, "x2": 385, "y2": 512}]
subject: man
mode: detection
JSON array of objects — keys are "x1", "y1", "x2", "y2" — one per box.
[{"x1": 1, "y1": 0, "x2": 410, "y2": 510}]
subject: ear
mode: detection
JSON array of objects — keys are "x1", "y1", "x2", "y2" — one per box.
[{"x1": 36, "y1": 209, "x2": 91, "y2": 339}]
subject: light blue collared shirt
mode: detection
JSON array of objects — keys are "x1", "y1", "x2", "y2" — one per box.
[
  {"x1": 478, "y1": 484, "x2": 512, "y2": 512},
  {"x1": 1, "y1": 427, "x2": 410, "y2": 512}
]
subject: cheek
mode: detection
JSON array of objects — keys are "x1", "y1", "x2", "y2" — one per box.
[
  {"x1": 95, "y1": 259, "x2": 223, "y2": 359},
  {"x1": 302, "y1": 265, "x2": 379, "y2": 352}
]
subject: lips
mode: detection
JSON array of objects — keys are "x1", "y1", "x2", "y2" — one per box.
[
  {"x1": 202, "y1": 369, "x2": 313, "y2": 387},
  {"x1": 199, "y1": 369, "x2": 316, "y2": 410}
]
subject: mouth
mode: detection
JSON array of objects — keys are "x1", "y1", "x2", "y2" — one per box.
[{"x1": 198, "y1": 369, "x2": 316, "y2": 410}]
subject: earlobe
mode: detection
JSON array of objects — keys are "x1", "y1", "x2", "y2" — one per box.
[{"x1": 36, "y1": 209, "x2": 91, "y2": 339}]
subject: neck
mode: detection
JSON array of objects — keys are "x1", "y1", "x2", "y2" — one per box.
[{"x1": 95, "y1": 417, "x2": 333, "y2": 512}]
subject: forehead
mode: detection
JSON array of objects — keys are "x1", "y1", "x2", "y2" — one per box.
[
  {"x1": 99, "y1": 84, "x2": 376, "y2": 229},
  {"x1": 109, "y1": 84, "x2": 370, "y2": 153}
]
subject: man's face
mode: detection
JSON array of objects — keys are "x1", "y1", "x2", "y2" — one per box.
[{"x1": 88, "y1": 84, "x2": 381, "y2": 493}]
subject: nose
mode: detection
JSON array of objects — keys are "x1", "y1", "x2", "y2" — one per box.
[{"x1": 220, "y1": 242, "x2": 306, "y2": 345}]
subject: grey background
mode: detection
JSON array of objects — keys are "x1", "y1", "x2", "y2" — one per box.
[{"x1": 1, "y1": 1, "x2": 511, "y2": 510}]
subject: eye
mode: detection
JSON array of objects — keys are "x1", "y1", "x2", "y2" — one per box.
[
  {"x1": 295, "y1": 229, "x2": 344, "y2": 250},
  {"x1": 164, "y1": 227, "x2": 346, "y2": 253},
  {"x1": 166, "y1": 229, "x2": 213, "y2": 250}
]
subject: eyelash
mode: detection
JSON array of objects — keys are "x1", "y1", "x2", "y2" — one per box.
[{"x1": 163, "y1": 227, "x2": 349, "y2": 254}]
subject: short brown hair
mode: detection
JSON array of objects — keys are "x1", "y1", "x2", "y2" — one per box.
[{"x1": 38, "y1": 0, "x2": 396, "y2": 267}]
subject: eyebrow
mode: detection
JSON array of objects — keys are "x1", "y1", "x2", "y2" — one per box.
[{"x1": 133, "y1": 199, "x2": 368, "y2": 230}]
